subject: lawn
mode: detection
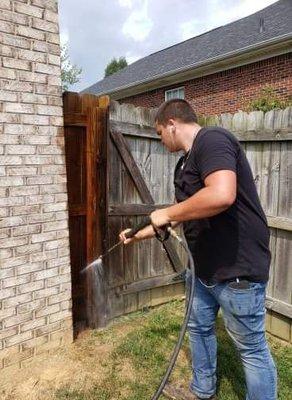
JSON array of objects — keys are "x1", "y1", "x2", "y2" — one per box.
[{"x1": 1, "y1": 300, "x2": 291, "y2": 400}]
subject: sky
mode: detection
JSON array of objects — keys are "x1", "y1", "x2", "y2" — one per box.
[{"x1": 58, "y1": 0, "x2": 278, "y2": 92}]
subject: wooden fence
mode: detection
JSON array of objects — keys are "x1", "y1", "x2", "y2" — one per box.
[
  {"x1": 108, "y1": 103, "x2": 292, "y2": 341},
  {"x1": 64, "y1": 92, "x2": 291, "y2": 342},
  {"x1": 204, "y1": 108, "x2": 292, "y2": 342}
]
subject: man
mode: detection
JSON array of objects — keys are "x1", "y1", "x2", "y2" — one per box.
[{"x1": 119, "y1": 99, "x2": 276, "y2": 400}]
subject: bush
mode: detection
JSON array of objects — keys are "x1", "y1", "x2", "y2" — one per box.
[{"x1": 248, "y1": 86, "x2": 292, "y2": 113}]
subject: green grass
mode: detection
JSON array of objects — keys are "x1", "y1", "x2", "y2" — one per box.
[{"x1": 54, "y1": 300, "x2": 292, "y2": 400}]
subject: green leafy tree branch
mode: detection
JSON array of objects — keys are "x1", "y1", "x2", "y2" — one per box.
[
  {"x1": 104, "y1": 57, "x2": 128, "y2": 77},
  {"x1": 61, "y1": 42, "x2": 82, "y2": 92}
]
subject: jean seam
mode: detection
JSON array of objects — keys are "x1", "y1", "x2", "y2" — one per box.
[{"x1": 198, "y1": 277, "x2": 217, "y2": 289}]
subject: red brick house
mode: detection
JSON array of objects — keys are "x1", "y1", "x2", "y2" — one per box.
[{"x1": 83, "y1": 0, "x2": 292, "y2": 115}]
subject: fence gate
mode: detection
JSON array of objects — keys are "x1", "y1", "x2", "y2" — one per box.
[
  {"x1": 106, "y1": 102, "x2": 185, "y2": 322},
  {"x1": 63, "y1": 92, "x2": 109, "y2": 332},
  {"x1": 64, "y1": 93, "x2": 185, "y2": 332}
]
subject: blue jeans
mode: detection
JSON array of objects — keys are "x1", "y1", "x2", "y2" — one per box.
[{"x1": 185, "y1": 270, "x2": 277, "y2": 399}]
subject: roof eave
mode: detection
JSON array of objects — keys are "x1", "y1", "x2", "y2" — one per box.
[{"x1": 93, "y1": 33, "x2": 292, "y2": 100}]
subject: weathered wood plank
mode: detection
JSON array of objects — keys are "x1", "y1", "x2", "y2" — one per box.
[
  {"x1": 109, "y1": 203, "x2": 171, "y2": 215},
  {"x1": 98, "y1": 95, "x2": 110, "y2": 109},
  {"x1": 259, "y1": 115, "x2": 279, "y2": 302},
  {"x1": 278, "y1": 142, "x2": 291, "y2": 218},
  {"x1": 108, "y1": 138, "x2": 123, "y2": 205},
  {"x1": 107, "y1": 223, "x2": 124, "y2": 286},
  {"x1": 68, "y1": 204, "x2": 86, "y2": 216},
  {"x1": 266, "y1": 228, "x2": 277, "y2": 299},
  {"x1": 266, "y1": 216, "x2": 292, "y2": 232},
  {"x1": 150, "y1": 282, "x2": 185, "y2": 307},
  {"x1": 110, "y1": 120, "x2": 160, "y2": 140},
  {"x1": 117, "y1": 273, "x2": 184, "y2": 295},
  {"x1": 261, "y1": 142, "x2": 281, "y2": 216},
  {"x1": 234, "y1": 130, "x2": 292, "y2": 141},
  {"x1": 93, "y1": 106, "x2": 109, "y2": 328},
  {"x1": 273, "y1": 230, "x2": 292, "y2": 305},
  {"x1": 266, "y1": 296, "x2": 292, "y2": 319},
  {"x1": 136, "y1": 137, "x2": 152, "y2": 306},
  {"x1": 64, "y1": 113, "x2": 87, "y2": 127},
  {"x1": 150, "y1": 137, "x2": 167, "y2": 276},
  {"x1": 245, "y1": 142, "x2": 262, "y2": 195},
  {"x1": 107, "y1": 287, "x2": 125, "y2": 320},
  {"x1": 63, "y1": 91, "x2": 82, "y2": 113},
  {"x1": 110, "y1": 130, "x2": 154, "y2": 204},
  {"x1": 64, "y1": 127, "x2": 87, "y2": 206},
  {"x1": 133, "y1": 136, "x2": 153, "y2": 195}
]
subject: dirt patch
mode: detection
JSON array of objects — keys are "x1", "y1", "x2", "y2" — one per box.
[
  {"x1": 0, "y1": 317, "x2": 147, "y2": 400},
  {"x1": 0, "y1": 331, "x2": 113, "y2": 400}
]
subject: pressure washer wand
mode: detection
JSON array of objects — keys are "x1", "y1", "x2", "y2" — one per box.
[{"x1": 80, "y1": 217, "x2": 153, "y2": 274}]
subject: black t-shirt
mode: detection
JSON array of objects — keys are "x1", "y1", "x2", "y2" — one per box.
[{"x1": 174, "y1": 127, "x2": 271, "y2": 282}]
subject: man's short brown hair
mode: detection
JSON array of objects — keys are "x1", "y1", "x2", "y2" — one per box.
[{"x1": 155, "y1": 99, "x2": 197, "y2": 126}]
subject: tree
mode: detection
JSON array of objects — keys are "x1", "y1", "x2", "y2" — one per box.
[
  {"x1": 61, "y1": 42, "x2": 82, "y2": 92},
  {"x1": 104, "y1": 57, "x2": 128, "y2": 77}
]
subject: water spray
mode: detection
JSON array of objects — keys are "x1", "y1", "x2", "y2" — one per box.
[{"x1": 80, "y1": 241, "x2": 123, "y2": 274}]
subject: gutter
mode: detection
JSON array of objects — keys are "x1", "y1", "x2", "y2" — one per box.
[{"x1": 88, "y1": 33, "x2": 292, "y2": 98}]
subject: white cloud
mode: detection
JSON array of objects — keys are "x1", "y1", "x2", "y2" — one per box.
[
  {"x1": 122, "y1": 0, "x2": 153, "y2": 41},
  {"x1": 180, "y1": 0, "x2": 278, "y2": 41},
  {"x1": 125, "y1": 50, "x2": 141, "y2": 64},
  {"x1": 118, "y1": 0, "x2": 133, "y2": 8},
  {"x1": 181, "y1": 20, "x2": 204, "y2": 41},
  {"x1": 203, "y1": 0, "x2": 277, "y2": 32},
  {"x1": 60, "y1": 29, "x2": 69, "y2": 46}
]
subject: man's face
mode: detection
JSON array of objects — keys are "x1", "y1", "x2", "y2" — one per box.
[{"x1": 155, "y1": 121, "x2": 179, "y2": 152}]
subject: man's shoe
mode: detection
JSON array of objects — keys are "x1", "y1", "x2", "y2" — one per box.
[{"x1": 162, "y1": 383, "x2": 216, "y2": 400}]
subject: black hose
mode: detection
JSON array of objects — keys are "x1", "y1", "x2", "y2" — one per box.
[{"x1": 151, "y1": 237, "x2": 196, "y2": 400}]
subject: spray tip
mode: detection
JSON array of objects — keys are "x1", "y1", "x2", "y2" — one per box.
[
  {"x1": 80, "y1": 256, "x2": 103, "y2": 274},
  {"x1": 96, "y1": 257, "x2": 103, "y2": 266}
]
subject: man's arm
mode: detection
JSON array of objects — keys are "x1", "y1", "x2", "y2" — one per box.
[
  {"x1": 119, "y1": 216, "x2": 181, "y2": 245},
  {"x1": 150, "y1": 169, "x2": 236, "y2": 226}
]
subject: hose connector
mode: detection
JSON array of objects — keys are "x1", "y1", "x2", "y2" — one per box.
[{"x1": 167, "y1": 227, "x2": 183, "y2": 243}]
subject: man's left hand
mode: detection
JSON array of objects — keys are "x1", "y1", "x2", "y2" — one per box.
[{"x1": 150, "y1": 208, "x2": 171, "y2": 228}]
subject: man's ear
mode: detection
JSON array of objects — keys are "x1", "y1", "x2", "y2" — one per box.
[{"x1": 168, "y1": 119, "x2": 176, "y2": 134}]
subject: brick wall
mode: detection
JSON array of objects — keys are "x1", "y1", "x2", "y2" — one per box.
[
  {"x1": 0, "y1": 0, "x2": 73, "y2": 370},
  {"x1": 120, "y1": 53, "x2": 292, "y2": 115}
]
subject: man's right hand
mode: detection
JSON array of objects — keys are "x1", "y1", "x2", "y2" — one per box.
[{"x1": 119, "y1": 224, "x2": 156, "y2": 245}]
